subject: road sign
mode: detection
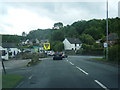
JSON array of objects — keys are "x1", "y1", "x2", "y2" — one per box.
[
  {"x1": 104, "y1": 43, "x2": 108, "y2": 48},
  {"x1": 43, "y1": 43, "x2": 50, "y2": 50}
]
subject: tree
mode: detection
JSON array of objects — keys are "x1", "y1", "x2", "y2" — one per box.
[
  {"x1": 53, "y1": 22, "x2": 63, "y2": 29},
  {"x1": 22, "y1": 32, "x2": 26, "y2": 37},
  {"x1": 50, "y1": 30, "x2": 64, "y2": 42},
  {"x1": 52, "y1": 41, "x2": 64, "y2": 52},
  {"x1": 83, "y1": 27, "x2": 103, "y2": 40},
  {"x1": 72, "y1": 20, "x2": 87, "y2": 35},
  {"x1": 66, "y1": 26, "x2": 79, "y2": 38},
  {"x1": 79, "y1": 34, "x2": 95, "y2": 45}
]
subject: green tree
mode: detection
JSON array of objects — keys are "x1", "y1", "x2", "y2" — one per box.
[
  {"x1": 51, "y1": 41, "x2": 64, "y2": 52},
  {"x1": 67, "y1": 26, "x2": 79, "y2": 38},
  {"x1": 53, "y1": 22, "x2": 63, "y2": 29},
  {"x1": 83, "y1": 27, "x2": 103, "y2": 40},
  {"x1": 72, "y1": 20, "x2": 87, "y2": 34},
  {"x1": 79, "y1": 34, "x2": 95, "y2": 45},
  {"x1": 50, "y1": 30, "x2": 64, "y2": 41}
]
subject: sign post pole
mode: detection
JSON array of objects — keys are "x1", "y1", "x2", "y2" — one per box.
[{"x1": 2, "y1": 60, "x2": 6, "y2": 74}]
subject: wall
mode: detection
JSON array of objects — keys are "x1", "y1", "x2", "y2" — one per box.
[{"x1": 63, "y1": 39, "x2": 73, "y2": 50}]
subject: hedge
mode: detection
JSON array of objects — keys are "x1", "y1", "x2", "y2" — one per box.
[{"x1": 108, "y1": 45, "x2": 120, "y2": 62}]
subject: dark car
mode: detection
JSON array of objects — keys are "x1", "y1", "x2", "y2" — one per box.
[
  {"x1": 53, "y1": 52, "x2": 63, "y2": 60},
  {"x1": 62, "y1": 54, "x2": 68, "y2": 58},
  {"x1": 61, "y1": 52, "x2": 68, "y2": 58}
]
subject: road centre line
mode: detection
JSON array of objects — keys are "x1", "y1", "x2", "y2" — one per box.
[
  {"x1": 16, "y1": 81, "x2": 24, "y2": 88},
  {"x1": 94, "y1": 80, "x2": 109, "y2": 90},
  {"x1": 28, "y1": 75, "x2": 33, "y2": 80},
  {"x1": 69, "y1": 62, "x2": 74, "y2": 65},
  {"x1": 76, "y1": 66, "x2": 88, "y2": 75}
]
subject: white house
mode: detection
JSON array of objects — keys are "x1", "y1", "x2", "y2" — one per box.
[
  {"x1": 63, "y1": 37, "x2": 82, "y2": 51},
  {"x1": 0, "y1": 46, "x2": 9, "y2": 60},
  {"x1": 2, "y1": 43, "x2": 21, "y2": 58}
]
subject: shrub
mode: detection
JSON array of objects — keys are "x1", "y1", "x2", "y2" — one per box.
[
  {"x1": 108, "y1": 45, "x2": 120, "y2": 62},
  {"x1": 80, "y1": 43, "x2": 104, "y2": 55}
]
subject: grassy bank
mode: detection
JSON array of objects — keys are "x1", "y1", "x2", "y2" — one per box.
[
  {"x1": 2, "y1": 74, "x2": 24, "y2": 88},
  {"x1": 92, "y1": 57, "x2": 107, "y2": 61}
]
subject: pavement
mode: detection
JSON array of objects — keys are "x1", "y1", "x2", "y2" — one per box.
[
  {"x1": 6, "y1": 55, "x2": 119, "y2": 89},
  {"x1": 2, "y1": 59, "x2": 31, "y2": 69}
]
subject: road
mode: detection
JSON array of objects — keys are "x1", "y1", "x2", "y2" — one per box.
[{"x1": 13, "y1": 56, "x2": 119, "y2": 89}]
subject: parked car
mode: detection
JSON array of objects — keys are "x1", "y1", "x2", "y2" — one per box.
[
  {"x1": 47, "y1": 51, "x2": 55, "y2": 56},
  {"x1": 61, "y1": 52, "x2": 68, "y2": 58},
  {"x1": 53, "y1": 52, "x2": 63, "y2": 60},
  {"x1": 62, "y1": 54, "x2": 68, "y2": 58}
]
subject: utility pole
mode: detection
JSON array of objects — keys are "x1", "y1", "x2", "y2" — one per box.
[{"x1": 106, "y1": 0, "x2": 109, "y2": 60}]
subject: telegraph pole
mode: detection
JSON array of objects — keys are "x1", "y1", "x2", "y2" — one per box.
[{"x1": 106, "y1": 0, "x2": 109, "y2": 60}]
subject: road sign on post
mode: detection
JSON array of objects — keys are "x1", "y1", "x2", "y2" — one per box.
[
  {"x1": 104, "y1": 43, "x2": 108, "y2": 48},
  {"x1": 43, "y1": 43, "x2": 50, "y2": 50}
]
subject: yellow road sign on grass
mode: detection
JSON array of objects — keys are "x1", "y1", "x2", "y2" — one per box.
[{"x1": 43, "y1": 43, "x2": 50, "y2": 50}]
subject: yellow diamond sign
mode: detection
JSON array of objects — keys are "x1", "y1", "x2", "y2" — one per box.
[{"x1": 43, "y1": 43, "x2": 50, "y2": 50}]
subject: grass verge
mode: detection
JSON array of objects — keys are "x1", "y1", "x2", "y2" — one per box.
[
  {"x1": 91, "y1": 57, "x2": 107, "y2": 61},
  {"x1": 2, "y1": 74, "x2": 24, "y2": 88}
]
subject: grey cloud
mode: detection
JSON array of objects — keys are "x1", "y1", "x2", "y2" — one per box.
[{"x1": 1, "y1": 2, "x2": 117, "y2": 26}]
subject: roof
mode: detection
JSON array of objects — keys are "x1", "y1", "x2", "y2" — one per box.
[
  {"x1": 108, "y1": 33, "x2": 119, "y2": 41},
  {"x1": 2, "y1": 43, "x2": 18, "y2": 48},
  {"x1": 66, "y1": 37, "x2": 82, "y2": 44}
]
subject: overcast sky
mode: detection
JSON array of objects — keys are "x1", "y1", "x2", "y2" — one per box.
[{"x1": 0, "y1": 0, "x2": 119, "y2": 35}]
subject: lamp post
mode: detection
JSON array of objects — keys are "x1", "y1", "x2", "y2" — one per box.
[{"x1": 106, "y1": 0, "x2": 109, "y2": 60}]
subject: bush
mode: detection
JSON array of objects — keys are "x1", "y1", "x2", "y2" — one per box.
[
  {"x1": 81, "y1": 44, "x2": 94, "y2": 53},
  {"x1": 79, "y1": 43, "x2": 104, "y2": 55},
  {"x1": 108, "y1": 45, "x2": 120, "y2": 62},
  {"x1": 76, "y1": 48, "x2": 83, "y2": 54}
]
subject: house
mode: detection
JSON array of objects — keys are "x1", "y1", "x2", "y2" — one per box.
[
  {"x1": 106, "y1": 33, "x2": 119, "y2": 46},
  {"x1": 63, "y1": 37, "x2": 82, "y2": 51},
  {"x1": 2, "y1": 43, "x2": 21, "y2": 58},
  {"x1": 0, "y1": 46, "x2": 9, "y2": 60},
  {"x1": 22, "y1": 39, "x2": 33, "y2": 46},
  {"x1": 40, "y1": 39, "x2": 49, "y2": 44}
]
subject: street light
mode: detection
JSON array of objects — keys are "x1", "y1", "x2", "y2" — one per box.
[{"x1": 106, "y1": 0, "x2": 109, "y2": 60}]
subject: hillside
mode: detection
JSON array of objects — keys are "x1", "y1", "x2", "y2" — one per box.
[
  {"x1": 1, "y1": 17, "x2": 119, "y2": 44},
  {"x1": 26, "y1": 17, "x2": 120, "y2": 42}
]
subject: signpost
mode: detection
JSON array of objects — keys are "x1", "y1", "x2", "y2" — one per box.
[
  {"x1": 104, "y1": 43, "x2": 108, "y2": 48},
  {"x1": 2, "y1": 60, "x2": 6, "y2": 74},
  {"x1": 103, "y1": 42, "x2": 108, "y2": 59},
  {"x1": 43, "y1": 43, "x2": 50, "y2": 50}
]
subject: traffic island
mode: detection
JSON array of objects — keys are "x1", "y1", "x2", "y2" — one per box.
[{"x1": 26, "y1": 53, "x2": 46, "y2": 67}]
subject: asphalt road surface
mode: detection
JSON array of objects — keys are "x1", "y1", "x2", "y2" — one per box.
[{"x1": 15, "y1": 56, "x2": 119, "y2": 89}]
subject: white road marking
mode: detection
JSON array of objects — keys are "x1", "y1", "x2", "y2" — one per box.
[
  {"x1": 28, "y1": 75, "x2": 33, "y2": 80},
  {"x1": 76, "y1": 66, "x2": 88, "y2": 75},
  {"x1": 94, "y1": 80, "x2": 109, "y2": 90},
  {"x1": 16, "y1": 81, "x2": 24, "y2": 88},
  {"x1": 69, "y1": 62, "x2": 74, "y2": 65}
]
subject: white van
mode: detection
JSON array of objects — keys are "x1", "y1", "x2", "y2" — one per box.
[{"x1": 0, "y1": 46, "x2": 9, "y2": 60}]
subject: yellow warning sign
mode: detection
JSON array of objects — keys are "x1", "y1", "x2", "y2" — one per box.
[{"x1": 43, "y1": 43, "x2": 50, "y2": 50}]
